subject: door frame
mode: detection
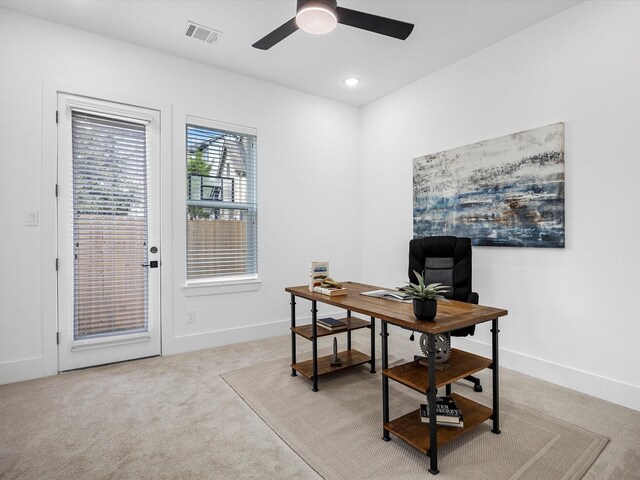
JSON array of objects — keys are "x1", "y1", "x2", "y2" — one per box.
[
  {"x1": 41, "y1": 80, "x2": 173, "y2": 374},
  {"x1": 57, "y1": 93, "x2": 161, "y2": 370}
]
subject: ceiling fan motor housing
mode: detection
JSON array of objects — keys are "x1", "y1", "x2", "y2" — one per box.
[
  {"x1": 297, "y1": 0, "x2": 338, "y2": 13},
  {"x1": 296, "y1": 0, "x2": 338, "y2": 34}
]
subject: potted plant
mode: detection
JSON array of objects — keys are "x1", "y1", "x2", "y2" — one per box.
[{"x1": 401, "y1": 271, "x2": 450, "y2": 321}]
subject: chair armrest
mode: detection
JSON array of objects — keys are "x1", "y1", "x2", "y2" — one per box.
[{"x1": 468, "y1": 292, "x2": 479, "y2": 305}]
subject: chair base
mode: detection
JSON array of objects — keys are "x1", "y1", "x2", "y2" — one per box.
[
  {"x1": 465, "y1": 374, "x2": 482, "y2": 392},
  {"x1": 445, "y1": 374, "x2": 482, "y2": 395}
]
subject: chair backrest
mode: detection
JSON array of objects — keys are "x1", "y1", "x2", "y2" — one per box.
[{"x1": 408, "y1": 236, "x2": 472, "y2": 302}]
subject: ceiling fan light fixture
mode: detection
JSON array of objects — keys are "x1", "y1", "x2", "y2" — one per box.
[{"x1": 296, "y1": 2, "x2": 337, "y2": 35}]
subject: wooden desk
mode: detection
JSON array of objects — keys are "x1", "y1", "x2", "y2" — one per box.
[
  {"x1": 285, "y1": 281, "x2": 509, "y2": 475},
  {"x1": 286, "y1": 283, "x2": 378, "y2": 391}
]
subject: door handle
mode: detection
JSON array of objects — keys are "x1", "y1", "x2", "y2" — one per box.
[{"x1": 141, "y1": 260, "x2": 159, "y2": 268}]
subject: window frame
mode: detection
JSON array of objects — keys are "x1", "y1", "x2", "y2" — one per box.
[{"x1": 183, "y1": 115, "x2": 259, "y2": 294}]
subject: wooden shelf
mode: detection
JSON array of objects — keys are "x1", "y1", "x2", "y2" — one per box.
[
  {"x1": 383, "y1": 349, "x2": 492, "y2": 394},
  {"x1": 384, "y1": 393, "x2": 492, "y2": 454},
  {"x1": 291, "y1": 317, "x2": 371, "y2": 340},
  {"x1": 292, "y1": 349, "x2": 371, "y2": 379}
]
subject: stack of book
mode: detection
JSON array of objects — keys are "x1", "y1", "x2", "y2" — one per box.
[
  {"x1": 313, "y1": 286, "x2": 348, "y2": 296},
  {"x1": 317, "y1": 317, "x2": 347, "y2": 332},
  {"x1": 420, "y1": 396, "x2": 464, "y2": 428}
]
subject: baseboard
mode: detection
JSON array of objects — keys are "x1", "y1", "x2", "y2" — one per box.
[
  {"x1": 7, "y1": 321, "x2": 637, "y2": 413},
  {"x1": 164, "y1": 309, "x2": 355, "y2": 356},
  {"x1": 454, "y1": 337, "x2": 640, "y2": 412},
  {"x1": 0, "y1": 357, "x2": 47, "y2": 385},
  {"x1": 0, "y1": 315, "x2": 336, "y2": 385},
  {"x1": 164, "y1": 318, "x2": 292, "y2": 355}
]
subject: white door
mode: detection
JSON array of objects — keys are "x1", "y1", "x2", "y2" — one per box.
[{"x1": 57, "y1": 93, "x2": 161, "y2": 371}]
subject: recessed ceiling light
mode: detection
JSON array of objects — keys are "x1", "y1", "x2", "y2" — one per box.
[{"x1": 344, "y1": 77, "x2": 360, "y2": 87}]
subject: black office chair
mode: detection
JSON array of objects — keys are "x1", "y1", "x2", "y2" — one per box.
[{"x1": 409, "y1": 235, "x2": 483, "y2": 392}]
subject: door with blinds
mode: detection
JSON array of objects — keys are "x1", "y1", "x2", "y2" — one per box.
[{"x1": 57, "y1": 94, "x2": 161, "y2": 371}]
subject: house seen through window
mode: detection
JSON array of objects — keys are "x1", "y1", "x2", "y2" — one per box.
[{"x1": 186, "y1": 120, "x2": 257, "y2": 281}]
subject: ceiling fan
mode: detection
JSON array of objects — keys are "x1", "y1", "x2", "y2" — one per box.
[{"x1": 252, "y1": 0, "x2": 414, "y2": 50}]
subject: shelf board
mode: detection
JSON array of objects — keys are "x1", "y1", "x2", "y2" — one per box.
[
  {"x1": 384, "y1": 393, "x2": 492, "y2": 454},
  {"x1": 383, "y1": 349, "x2": 492, "y2": 394},
  {"x1": 292, "y1": 317, "x2": 371, "y2": 340},
  {"x1": 292, "y1": 349, "x2": 371, "y2": 379}
]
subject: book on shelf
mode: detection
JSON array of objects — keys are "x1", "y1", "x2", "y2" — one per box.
[
  {"x1": 309, "y1": 261, "x2": 329, "y2": 292},
  {"x1": 419, "y1": 396, "x2": 464, "y2": 428},
  {"x1": 313, "y1": 286, "x2": 348, "y2": 296},
  {"x1": 360, "y1": 289, "x2": 412, "y2": 302},
  {"x1": 423, "y1": 395, "x2": 463, "y2": 418},
  {"x1": 317, "y1": 317, "x2": 347, "y2": 331}
]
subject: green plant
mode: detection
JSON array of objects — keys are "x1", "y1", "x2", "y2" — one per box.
[
  {"x1": 187, "y1": 150, "x2": 211, "y2": 177},
  {"x1": 401, "y1": 271, "x2": 450, "y2": 301},
  {"x1": 187, "y1": 150, "x2": 213, "y2": 220}
]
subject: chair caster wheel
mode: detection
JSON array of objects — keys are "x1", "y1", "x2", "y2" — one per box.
[{"x1": 474, "y1": 384, "x2": 483, "y2": 392}]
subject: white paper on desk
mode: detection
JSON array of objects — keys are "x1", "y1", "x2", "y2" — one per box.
[{"x1": 360, "y1": 290, "x2": 412, "y2": 302}]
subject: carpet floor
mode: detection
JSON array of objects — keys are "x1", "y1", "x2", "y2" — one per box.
[{"x1": 0, "y1": 333, "x2": 639, "y2": 479}]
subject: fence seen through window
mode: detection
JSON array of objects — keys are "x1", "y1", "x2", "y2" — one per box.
[{"x1": 186, "y1": 121, "x2": 257, "y2": 281}]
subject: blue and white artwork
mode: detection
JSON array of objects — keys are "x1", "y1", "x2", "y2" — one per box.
[{"x1": 413, "y1": 123, "x2": 565, "y2": 248}]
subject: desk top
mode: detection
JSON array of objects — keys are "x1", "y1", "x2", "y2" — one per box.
[{"x1": 285, "y1": 281, "x2": 508, "y2": 334}]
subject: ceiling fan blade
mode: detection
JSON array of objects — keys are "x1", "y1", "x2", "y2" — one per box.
[
  {"x1": 252, "y1": 17, "x2": 299, "y2": 50},
  {"x1": 336, "y1": 7, "x2": 414, "y2": 40}
]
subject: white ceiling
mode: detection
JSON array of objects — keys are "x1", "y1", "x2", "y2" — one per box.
[{"x1": 0, "y1": 0, "x2": 581, "y2": 106}]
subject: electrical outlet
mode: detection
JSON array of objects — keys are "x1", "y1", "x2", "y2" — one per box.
[{"x1": 186, "y1": 310, "x2": 196, "y2": 324}]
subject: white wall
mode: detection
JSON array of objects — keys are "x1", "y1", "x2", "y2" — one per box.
[
  {"x1": 359, "y1": 1, "x2": 640, "y2": 410},
  {"x1": 0, "y1": 9, "x2": 361, "y2": 382}
]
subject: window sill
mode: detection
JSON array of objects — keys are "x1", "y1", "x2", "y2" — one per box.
[{"x1": 182, "y1": 277, "x2": 261, "y2": 297}]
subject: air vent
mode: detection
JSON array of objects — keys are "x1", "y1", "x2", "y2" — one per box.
[{"x1": 185, "y1": 21, "x2": 222, "y2": 44}]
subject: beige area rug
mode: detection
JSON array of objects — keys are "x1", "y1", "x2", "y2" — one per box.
[{"x1": 221, "y1": 358, "x2": 609, "y2": 480}]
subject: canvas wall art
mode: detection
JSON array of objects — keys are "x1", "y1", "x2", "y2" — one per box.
[{"x1": 413, "y1": 123, "x2": 565, "y2": 248}]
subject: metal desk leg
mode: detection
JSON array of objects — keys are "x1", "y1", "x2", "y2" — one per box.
[
  {"x1": 370, "y1": 316, "x2": 376, "y2": 373},
  {"x1": 290, "y1": 294, "x2": 297, "y2": 377},
  {"x1": 311, "y1": 300, "x2": 319, "y2": 392},
  {"x1": 427, "y1": 333, "x2": 439, "y2": 475},
  {"x1": 381, "y1": 320, "x2": 390, "y2": 441},
  {"x1": 492, "y1": 318, "x2": 501, "y2": 434},
  {"x1": 347, "y1": 310, "x2": 352, "y2": 351}
]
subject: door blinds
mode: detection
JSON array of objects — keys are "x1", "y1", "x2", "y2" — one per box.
[
  {"x1": 71, "y1": 111, "x2": 149, "y2": 339},
  {"x1": 186, "y1": 123, "x2": 257, "y2": 280}
]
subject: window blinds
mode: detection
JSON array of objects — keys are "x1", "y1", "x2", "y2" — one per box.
[
  {"x1": 72, "y1": 111, "x2": 149, "y2": 339},
  {"x1": 186, "y1": 123, "x2": 257, "y2": 280}
]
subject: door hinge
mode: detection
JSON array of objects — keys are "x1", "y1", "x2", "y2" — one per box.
[
  {"x1": 56, "y1": 332, "x2": 59, "y2": 345},
  {"x1": 55, "y1": 184, "x2": 59, "y2": 197},
  {"x1": 55, "y1": 258, "x2": 58, "y2": 271},
  {"x1": 55, "y1": 110, "x2": 59, "y2": 124}
]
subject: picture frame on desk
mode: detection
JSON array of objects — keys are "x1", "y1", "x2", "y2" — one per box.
[{"x1": 309, "y1": 261, "x2": 329, "y2": 292}]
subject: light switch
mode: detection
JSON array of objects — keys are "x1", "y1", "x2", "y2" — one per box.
[{"x1": 25, "y1": 211, "x2": 39, "y2": 226}]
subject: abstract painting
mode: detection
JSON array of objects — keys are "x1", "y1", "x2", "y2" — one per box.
[{"x1": 413, "y1": 123, "x2": 565, "y2": 248}]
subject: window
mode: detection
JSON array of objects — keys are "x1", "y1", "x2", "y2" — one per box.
[{"x1": 185, "y1": 119, "x2": 257, "y2": 283}]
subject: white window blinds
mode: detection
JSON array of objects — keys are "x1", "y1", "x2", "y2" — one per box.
[
  {"x1": 186, "y1": 121, "x2": 257, "y2": 281},
  {"x1": 72, "y1": 111, "x2": 149, "y2": 339}
]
